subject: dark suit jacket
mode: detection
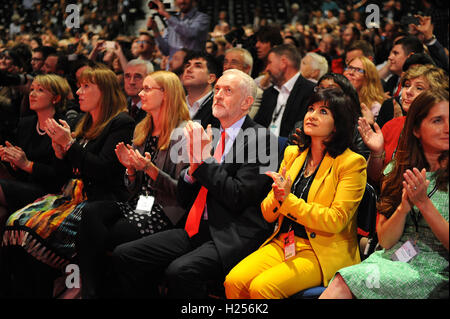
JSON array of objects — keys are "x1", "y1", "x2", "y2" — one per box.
[
  {"x1": 191, "y1": 91, "x2": 220, "y2": 129},
  {"x1": 254, "y1": 75, "x2": 315, "y2": 138},
  {"x1": 127, "y1": 98, "x2": 147, "y2": 125},
  {"x1": 177, "y1": 116, "x2": 275, "y2": 273},
  {"x1": 57, "y1": 112, "x2": 135, "y2": 202}
]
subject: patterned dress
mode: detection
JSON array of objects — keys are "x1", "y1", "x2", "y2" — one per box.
[
  {"x1": 117, "y1": 136, "x2": 171, "y2": 236},
  {"x1": 336, "y1": 173, "x2": 449, "y2": 299}
]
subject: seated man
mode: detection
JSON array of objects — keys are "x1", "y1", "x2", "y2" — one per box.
[{"x1": 110, "y1": 69, "x2": 278, "y2": 298}]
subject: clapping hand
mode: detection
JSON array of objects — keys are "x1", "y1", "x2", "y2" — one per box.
[
  {"x1": 266, "y1": 167, "x2": 292, "y2": 203},
  {"x1": 403, "y1": 168, "x2": 430, "y2": 208},
  {"x1": 184, "y1": 121, "x2": 213, "y2": 175},
  {"x1": 0, "y1": 141, "x2": 32, "y2": 171}
]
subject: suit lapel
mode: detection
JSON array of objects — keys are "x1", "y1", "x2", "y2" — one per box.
[
  {"x1": 287, "y1": 148, "x2": 308, "y2": 183},
  {"x1": 307, "y1": 153, "x2": 334, "y2": 202}
]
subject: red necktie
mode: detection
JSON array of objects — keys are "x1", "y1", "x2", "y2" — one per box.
[
  {"x1": 394, "y1": 82, "x2": 402, "y2": 97},
  {"x1": 184, "y1": 130, "x2": 226, "y2": 237}
]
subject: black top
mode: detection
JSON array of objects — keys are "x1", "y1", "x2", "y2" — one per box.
[{"x1": 279, "y1": 158, "x2": 318, "y2": 239}]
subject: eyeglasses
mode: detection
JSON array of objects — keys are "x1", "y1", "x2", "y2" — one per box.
[
  {"x1": 344, "y1": 66, "x2": 365, "y2": 75},
  {"x1": 31, "y1": 57, "x2": 44, "y2": 62},
  {"x1": 142, "y1": 86, "x2": 164, "y2": 93},
  {"x1": 136, "y1": 40, "x2": 151, "y2": 45}
]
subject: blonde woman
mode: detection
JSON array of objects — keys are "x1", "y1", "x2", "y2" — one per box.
[
  {"x1": 76, "y1": 70, "x2": 190, "y2": 299},
  {"x1": 344, "y1": 56, "x2": 385, "y2": 123},
  {"x1": 0, "y1": 74, "x2": 72, "y2": 235},
  {"x1": 2, "y1": 66, "x2": 135, "y2": 297}
]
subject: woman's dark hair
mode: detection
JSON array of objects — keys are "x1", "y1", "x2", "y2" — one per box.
[
  {"x1": 296, "y1": 88, "x2": 356, "y2": 158},
  {"x1": 318, "y1": 73, "x2": 361, "y2": 117},
  {"x1": 378, "y1": 88, "x2": 449, "y2": 217}
]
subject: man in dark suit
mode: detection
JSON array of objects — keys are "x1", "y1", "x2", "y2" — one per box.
[
  {"x1": 110, "y1": 69, "x2": 277, "y2": 298},
  {"x1": 182, "y1": 51, "x2": 220, "y2": 129},
  {"x1": 123, "y1": 59, "x2": 154, "y2": 124},
  {"x1": 254, "y1": 44, "x2": 315, "y2": 138}
]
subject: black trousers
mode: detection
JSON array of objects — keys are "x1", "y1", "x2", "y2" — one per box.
[
  {"x1": 76, "y1": 200, "x2": 142, "y2": 299},
  {"x1": 111, "y1": 221, "x2": 225, "y2": 298}
]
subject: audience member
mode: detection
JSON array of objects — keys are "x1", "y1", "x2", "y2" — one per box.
[
  {"x1": 385, "y1": 36, "x2": 424, "y2": 97},
  {"x1": 1, "y1": 66, "x2": 134, "y2": 297},
  {"x1": 110, "y1": 69, "x2": 276, "y2": 298},
  {"x1": 181, "y1": 51, "x2": 220, "y2": 129},
  {"x1": 225, "y1": 88, "x2": 367, "y2": 298},
  {"x1": 252, "y1": 26, "x2": 284, "y2": 82},
  {"x1": 0, "y1": 74, "x2": 72, "y2": 236},
  {"x1": 222, "y1": 47, "x2": 263, "y2": 118},
  {"x1": 168, "y1": 48, "x2": 189, "y2": 76},
  {"x1": 321, "y1": 88, "x2": 449, "y2": 299},
  {"x1": 344, "y1": 56, "x2": 386, "y2": 123},
  {"x1": 254, "y1": 44, "x2": 315, "y2": 137},
  {"x1": 147, "y1": 0, "x2": 210, "y2": 58},
  {"x1": 123, "y1": 59, "x2": 154, "y2": 124},
  {"x1": 358, "y1": 64, "x2": 448, "y2": 184},
  {"x1": 300, "y1": 52, "x2": 329, "y2": 83},
  {"x1": 77, "y1": 70, "x2": 190, "y2": 299}
]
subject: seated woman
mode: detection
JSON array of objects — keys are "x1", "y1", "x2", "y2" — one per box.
[
  {"x1": 0, "y1": 74, "x2": 72, "y2": 236},
  {"x1": 1, "y1": 66, "x2": 135, "y2": 297},
  {"x1": 76, "y1": 70, "x2": 190, "y2": 299},
  {"x1": 358, "y1": 64, "x2": 448, "y2": 184},
  {"x1": 289, "y1": 73, "x2": 370, "y2": 160},
  {"x1": 376, "y1": 53, "x2": 436, "y2": 129},
  {"x1": 344, "y1": 56, "x2": 385, "y2": 123},
  {"x1": 224, "y1": 88, "x2": 367, "y2": 299},
  {"x1": 320, "y1": 88, "x2": 449, "y2": 299}
]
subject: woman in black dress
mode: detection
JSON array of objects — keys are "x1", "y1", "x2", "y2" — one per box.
[{"x1": 0, "y1": 74, "x2": 72, "y2": 236}]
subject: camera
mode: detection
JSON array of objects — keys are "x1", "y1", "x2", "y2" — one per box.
[{"x1": 148, "y1": 1, "x2": 175, "y2": 11}]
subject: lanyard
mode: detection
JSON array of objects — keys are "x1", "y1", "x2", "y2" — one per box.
[
  {"x1": 410, "y1": 183, "x2": 438, "y2": 233},
  {"x1": 271, "y1": 103, "x2": 286, "y2": 124}
]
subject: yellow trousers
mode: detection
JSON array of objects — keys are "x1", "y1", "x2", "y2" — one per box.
[{"x1": 225, "y1": 236, "x2": 323, "y2": 299}]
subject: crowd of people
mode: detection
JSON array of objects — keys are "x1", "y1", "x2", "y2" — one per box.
[{"x1": 0, "y1": 0, "x2": 448, "y2": 300}]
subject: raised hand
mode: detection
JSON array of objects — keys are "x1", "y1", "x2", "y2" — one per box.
[
  {"x1": 115, "y1": 142, "x2": 135, "y2": 170},
  {"x1": 357, "y1": 117, "x2": 384, "y2": 154},
  {"x1": 403, "y1": 168, "x2": 430, "y2": 207}
]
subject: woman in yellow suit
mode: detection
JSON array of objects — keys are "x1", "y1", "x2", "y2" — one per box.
[{"x1": 225, "y1": 88, "x2": 367, "y2": 299}]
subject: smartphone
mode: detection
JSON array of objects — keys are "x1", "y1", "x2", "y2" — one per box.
[{"x1": 104, "y1": 41, "x2": 115, "y2": 50}]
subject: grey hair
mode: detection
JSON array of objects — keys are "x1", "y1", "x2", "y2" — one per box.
[
  {"x1": 222, "y1": 69, "x2": 257, "y2": 100},
  {"x1": 126, "y1": 58, "x2": 154, "y2": 75},
  {"x1": 224, "y1": 47, "x2": 254, "y2": 75},
  {"x1": 305, "y1": 52, "x2": 329, "y2": 79}
]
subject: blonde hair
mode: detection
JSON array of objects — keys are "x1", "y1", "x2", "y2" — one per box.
[
  {"x1": 133, "y1": 71, "x2": 190, "y2": 150},
  {"x1": 353, "y1": 56, "x2": 385, "y2": 108},
  {"x1": 33, "y1": 74, "x2": 71, "y2": 114},
  {"x1": 74, "y1": 66, "x2": 128, "y2": 140},
  {"x1": 401, "y1": 64, "x2": 449, "y2": 91}
]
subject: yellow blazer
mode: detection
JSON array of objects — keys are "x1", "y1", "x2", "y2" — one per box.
[{"x1": 261, "y1": 145, "x2": 367, "y2": 286}]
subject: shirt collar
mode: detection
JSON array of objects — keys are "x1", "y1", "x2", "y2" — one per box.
[
  {"x1": 221, "y1": 115, "x2": 246, "y2": 142},
  {"x1": 274, "y1": 72, "x2": 300, "y2": 93}
]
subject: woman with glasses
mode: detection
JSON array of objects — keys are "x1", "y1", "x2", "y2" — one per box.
[
  {"x1": 344, "y1": 56, "x2": 385, "y2": 124},
  {"x1": 320, "y1": 89, "x2": 449, "y2": 299},
  {"x1": 76, "y1": 71, "x2": 190, "y2": 299}
]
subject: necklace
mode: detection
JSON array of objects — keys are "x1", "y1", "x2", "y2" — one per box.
[{"x1": 36, "y1": 121, "x2": 46, "y2": 136}]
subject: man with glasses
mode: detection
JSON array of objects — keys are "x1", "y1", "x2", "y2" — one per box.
[
  {"x1": 223, "y1": 47, "x2": 262, "y2": 118},
  {"x1": 30, "y1": 46, "x2": 56, "y2": 75},
  {"x1": 136, "y1": 32, "x2": 157, "y2": 71},
  {"x1": 123, "y1": 59, "x2": 154, "y2": 123}
]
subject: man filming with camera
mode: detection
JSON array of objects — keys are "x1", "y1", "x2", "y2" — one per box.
[{"x1": 147, "y1": 0, "x2": 210, "y2": 58}]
